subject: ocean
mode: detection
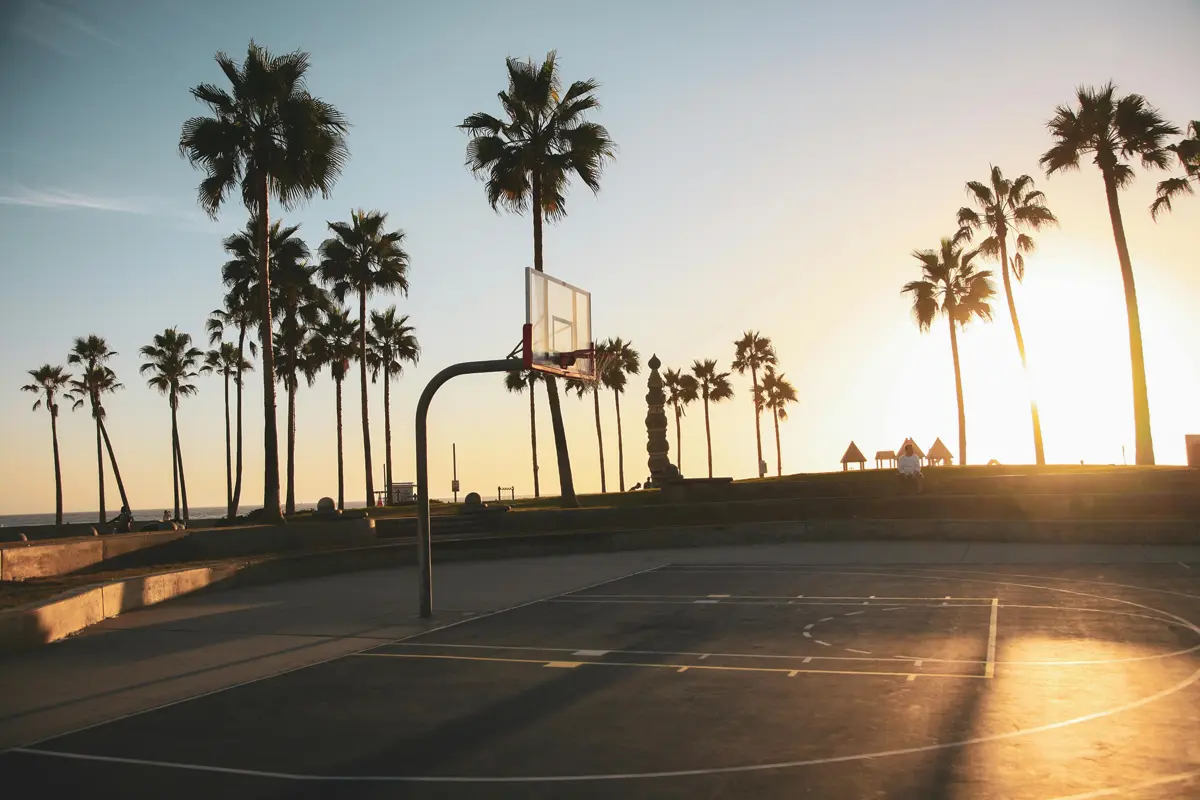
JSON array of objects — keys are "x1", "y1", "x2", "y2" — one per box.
[{"x1": 0, "y1": 502, "x2": 368, "y2": 528}]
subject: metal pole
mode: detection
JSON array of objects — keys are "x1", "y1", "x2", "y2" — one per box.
[
  {"x1": 416, "y1": 359, "x2": 522, "y2": 618},
  {"x1": 453, "y1": 443, "x2": 458, "y2": 504}
]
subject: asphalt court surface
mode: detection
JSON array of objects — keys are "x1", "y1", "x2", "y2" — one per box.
[{"x1": 4, "y1": 562, "x2": 1200, "y2": 798}]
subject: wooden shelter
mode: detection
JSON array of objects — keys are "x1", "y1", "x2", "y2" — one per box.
[
  {"x1": 926, "y1": 438, "x2": 953, "y2": 466},
  {"x1": 874, "y1": 450, "x2": 897, "y2": 469},
  {"x1": 841, "y1": 441, "x2": 867, "y2": 471},
  {"x1": 897, "y1": 438, "x2": 925, "y2": 462}
]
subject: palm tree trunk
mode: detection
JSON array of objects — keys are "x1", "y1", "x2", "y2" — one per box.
[
  {"x1": 223, "y1": 371, "x2": 233, "y2": 518},
  {"x1": 531, "y1": 168, "x2": 579, "y2": 507},
  {"x1": 998, "y1": 238, "x2": 1045, "y2": 466},
  {"x1": 286, "y1": 379, "x2": 296, "y2": 516},
  {"x1": 751, "y1": 366, "x2": 763, "y2": 478},
  {"x1": 99, "y1": 420, "x2": 129, "y2": 512},
  {"x1": 774, "y1": 407, "x2": 782, "y2": 477},
  {"x1": 529, "y1": 379, "x2": 540, "y2": 498},
  {"x1": 359, "y1": 290, "x2": 375, "y2": 506},
  {"x1": 1102, "y1": 169, "x2": 1155, "y2": 465},
  {"x1": 174, "y1": 404, "x2": 190, "y2": 522},
  {"x1": 232, "y1": 322, "x2": 247, "y2": 517},
  {"x1": 258, "y1": 180, "x2": 284, "y2": 523},
  {"x1": 169, "y1": 399, "x2": 180, "y2": 521},
  {"x1": 593, "y1": 388, "x2": 607, "y2": 493},
  {"x1": 673, "y1": 403, "x2": 683, "y2": 475},
  {"x1": 947, "y1": 315, "x2": 967, "y2": 466},
  {"x1": 383, "y1": 365, "x2": 393, "y2": 505},
  {"x1": 335, "y1": 378, "x2": 345, "y2": 511},
  {"x1": 50, "y1": 405, "x2": 63, "y2": 526},
  {"x1": 94, "y1": 413, "x2": 106, "y2": 525},
  {"x1": 614, "y1": 390, "x2": 626, "y2": 491},
  {"x1": 703, "y1": 393, "x2": 713, "y2": 479}
]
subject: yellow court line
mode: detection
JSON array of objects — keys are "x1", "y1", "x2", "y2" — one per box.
[
  {"x1": 355, "y1": 651, "x2": 989, "y2": 680},
  {"x1": 986, "y1": 598, "x2": 999, "y2": 679}
]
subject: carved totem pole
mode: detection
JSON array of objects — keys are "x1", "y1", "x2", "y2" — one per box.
[{"x1": 645, "y1": 354, "x2": 674, "y2": 487}]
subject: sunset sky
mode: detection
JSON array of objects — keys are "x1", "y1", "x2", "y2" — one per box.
[{"x1": 1, "y1": 0, "x2": 1197, "y2": 517}]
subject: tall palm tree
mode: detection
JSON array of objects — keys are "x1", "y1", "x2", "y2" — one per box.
[
  {"x1": 200, "y1": 342, "x2": 252, "y2": 520},
  {"x1": 663, "y1": 368, "x2": 699, "y2": 476},
  {"x1": 755, "y1": 368, "x2": 798, "y2": 477},
  {"x1": 1040, "y1": 83, "x2": 1179, "y2": 465},
  {"x1": 318, "y1": 210, "x2": 410, "y2": 508},
  {"x1": 956, "y1": 167, "x2": 1058, "y2": 465},
  {"x1": 902, "y1": 238, "x2": 996, "y2": 466},
  {"x1": 180, "y1": 40, "x2": 349, "y2": 524},
  {"x1": 207, "y1": 298, "x2": 257, "y2": 519},
  {"x1": 65, "y1": 335, "x2": 130, "y2": 521},
  {"x1": 691, "y1": 360, "x2": 734, "y2": 479},
  {"x1": 1151, "y1": 120, "x2": 1200, "y2": 220},
  {"x1": 307, "y1": 306, "x2": 358, "y2": 510},
  {"x1": 22, "y1": 365, "x2": 71, "y2": 526},
  {"x1": 140, "y1": 329, "x2": 203, "y2": 522},
  {"x1": 600, "y1": 337, "x2": 640, "y2": 491},
  {"x1": 731, "y1": 331, "x2": 777, "y2": 478},
  {"x1": 273, "y1": 320, "x2": 311, "y2": 516},
  {"x1": 459, "y1": 50, "x2": 616, "y2": 508},
  {"x1": 504, "y1": 369, "x2": 543, "y2": 498},
  {"x1": 567, "y1": 370, "x2": 608, "y2": 493},
  {"x1": 366, "y1": 307, "x2": 420, "y2": 501}
]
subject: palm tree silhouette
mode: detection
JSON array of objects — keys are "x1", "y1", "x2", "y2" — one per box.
[
  {"x1": 366, "y1": 307, "x2": 420, "y2": 500},
  {"x1": 691, "y1": 360, "x2": 734, "y2": 479},
  {"x1": 600, "y1": 337, "x2": 640, "y2": 491},
  {"x1": 956, "y1": 167, "x2": 1058, "y2": 465},
  {"x1": 319, "y1": 210, "x2": 410, "y2": 508},
  {"x1": 504, "y1": 370, "x2": 543, "y2": 498},
  {"x1": 1151, "y1": 120, "x2": 1200, "y2": 220},
  {"x1": 140, "y1": 329, "x2": 203, "y2": 522},
  {"x1": 902, "y1": 238, "x2": 996, "y2": 466},
  {"x1": 65, "y1": 336, "x2": 130, "y2": 522},
  {"x1": 1040, "y1": 83, "x2": 1179, "y2": 465},
  {"x1": 201, "y1": 342, "x2": 252, "y2": 520},
  {"x1": 307, "y1": 306, "x2": 358, "y2": 510},
  {"x1": 567, "y1": 354, "x2": 610, "y2": 493},
  {"x1": 755, "y1": 368, "x2": 798, "y2": 477},
  {"x1": 206, "y1": 299, "x2": 256, "y2": 518},
  {"x1": 663, "y1": 368, "x2": 699, "y2": 477},
  {"x1": 459, "y1": 50, "x2": 616, "y2": 508},
  {"x1": 180, "y1": 41, "x2": 349, "y2": 524},
  {"x1": 732, "y1": 331, "x2": 777, "y2": 478},
  {"x1": 22, "y1": 365, "x2": 71, "y2": 526}
]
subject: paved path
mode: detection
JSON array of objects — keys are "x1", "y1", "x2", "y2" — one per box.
[{"x1": 2, "y1": 540, "x2": 1197, "y2": 752}]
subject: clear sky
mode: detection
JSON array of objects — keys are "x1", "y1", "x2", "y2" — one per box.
[{"x1": 1, "y1": 0, "x2": 1198, "y2": 516}]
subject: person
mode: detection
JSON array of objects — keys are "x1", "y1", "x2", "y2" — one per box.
[
  {"x1": 116, "y1": 506, "x2": 133, "y2": 533},
  {"x1": 897, "y1": 444, "x2": 923, "y2": 493}
]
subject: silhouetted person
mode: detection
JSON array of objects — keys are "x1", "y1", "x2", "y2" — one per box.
[
  {"x1": 116, "y1": 506, "x2": 133, "y2": 533},
  {"x1": 898, "y1": 444, "x2": 923, "y2": 494}
]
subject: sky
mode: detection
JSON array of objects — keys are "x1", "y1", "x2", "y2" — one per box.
[{"x1": 1, "y1": 0, "x2": 1198, "y2": 517}]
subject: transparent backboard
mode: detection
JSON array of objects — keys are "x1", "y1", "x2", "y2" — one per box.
[{"x1": 524, "y1": 268, "x2": 594, "y2": 380}]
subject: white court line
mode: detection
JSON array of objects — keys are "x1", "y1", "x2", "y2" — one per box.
[
  {"x1": 803, "y1": 632, "x2": 812, "y2": 638},
  {"x1": 985, "y1": 598, "x2": 999, "y2": 679},
  {"x1": 1179, "y1": 562, "x2": 1191, "y2": 570},
  {"x1": 804, "y1": 624, "x2": 815, "y2": 630},
  {"x1": 843, "y1": 611, "x2": 864, "y2": 617},
  {"x1": 1047, "y1": 768, "x2": 1200, "y2": 799},
  {"x1": 820, "y1": 617, "x2": 834, "y2": 622},
  {"x1": 846, "y1": 649, "x2": 871, "y2": 655},
  {"x1": 815, "y1": 640, "x2": 831, "y2": 647},
  {"x1": 802, "y1": 657, "x2": 812, "y2": 664}
]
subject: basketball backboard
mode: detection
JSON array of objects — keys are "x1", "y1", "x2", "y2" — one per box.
[{"x1": 523, "y1": 268, "x2": 594, "y2": 380}]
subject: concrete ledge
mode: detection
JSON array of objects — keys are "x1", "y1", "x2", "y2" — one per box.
[{"x1": 0, "y1": 564, "x2": 241, "y2": 654}]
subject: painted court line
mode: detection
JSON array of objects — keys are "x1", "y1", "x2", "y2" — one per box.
[
  {"x1": 544, "y1": 662, "x2": 581, "y2": 669},
  {"x1": 814, "y1": 640, "x2": 831, "y2": 647},
  {"x1": 803, "y1": 632, "x2": 812, "y2": 638},
  {"x1": 820, "y1": 617, "x2": 834, "y2": 622},
  {"x1": 986, "y1": 597, "x2": 999, "y2": 679},
  {"x1": 846, "y1": 649, "x2": 871, "y2": 655},
  {"x1": 843, "y1": 611, "x2": 864, "y2": 617},
  {"x1": 804, "y1": 624, "x2": 815, "y2": 630},
  {"x1": 573, "y1": 650, "x2": 609, "y2": 657}
]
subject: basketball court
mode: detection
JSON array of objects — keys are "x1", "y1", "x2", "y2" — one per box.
[{"x1": 3, "y1": 561, "x2": 1199, "y2": 798}]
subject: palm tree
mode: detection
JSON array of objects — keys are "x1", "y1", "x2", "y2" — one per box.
[
  {"x1": 365, "y1": 307, "x2": 420, "y2": 502},
  {"x1": 600, "y1": 337, "x2": 640, "y2": 491},
  {"x1": 307, "y1": 306, "x2": 358, "y2": 510},
  {"x1": 140, "y1": 329, "x2": 203, "y2": 522},
  {"x1": 956, "y1": 167, "x2": 1058, "y2": 466},
  {"x1": 318, "y1": 210, "x2": 410, "y2": 508},
  {"x1": 180, "y1": 41, "x2": 349, "y2": 524},
  {"x1": 504, "y1": 370, "x2": 543, "y2": 498},
  {"x1": 690, "y1": 360, "x2": 734, "y2": 479},
  {"x1": 663, "y1": 368, "x2": 699, "y2": 476},
  {"x1": 902, "y1": 238, "x2": 996, "y2": 466},
  {"x1": 1040, "y1": 83, "x2": 1179, "y2": 465},
  {"x1": 732, "y1": 331, "x2": 777, "y2": 478},
  {"x1": 459, "y1": 50, "x2": 616, "y2": 508},
  {"x1": 1151, "y1": 120, "x2": 1200, "y2": 220},
  {"x1": 755, "y1": 368, "x2": 798, "y2": 477},
  {"x1": 213, "y1": 216, "x2": 310, "y2": 517},
  {"x1": 273, "y1": 320, "x2": 311, "y2": 516},
  {"x1": 200, "y1": 342, "x2": 252, "y2": 520},
  {"x1": 65, "y1": 336, "x2": 130, "y2": 521},
  {"x1": 22, "y1": 365, "x2": 71, "y2": 526},
  {"x1": 567, "y1": 370, "x2": 608, "y2": 493}
]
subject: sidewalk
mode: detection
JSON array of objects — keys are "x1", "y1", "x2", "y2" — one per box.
[{"x1": 2, "y1": 539, "x2": 1197, "y2": 751}]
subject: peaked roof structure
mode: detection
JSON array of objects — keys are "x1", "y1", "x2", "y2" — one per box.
[
  {"x1": 897, "y1": 438, "x2": 925, "y2": 459},
  {"x1": 927, "y1": 438, "x2": 953, "y2": 463},
  {"x1": 841, "y1": 441, "x2": 866, "y2": 464}
]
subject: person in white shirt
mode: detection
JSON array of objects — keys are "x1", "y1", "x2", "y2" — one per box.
[{"x1": 897, "y1": 444, "x2": 923, "y2": 493}]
